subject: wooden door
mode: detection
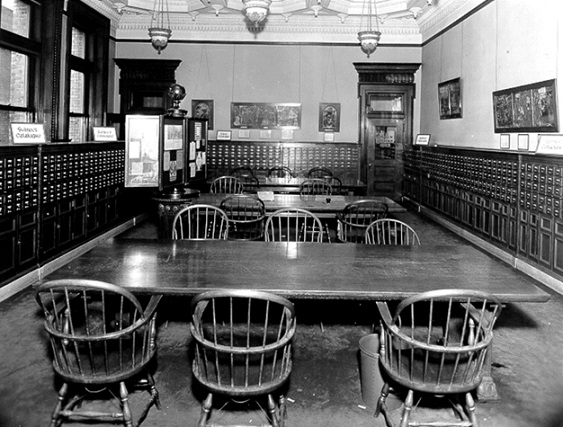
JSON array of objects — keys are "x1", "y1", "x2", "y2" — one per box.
[
  {"x1": 366, "y1": 116, "x2": 406, "y2": 199},
  {"x1": 354, "y1": 63, "x2": 419, "y2": 199}
]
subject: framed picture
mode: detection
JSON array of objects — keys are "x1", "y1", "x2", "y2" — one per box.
[
  {"x1": 493, "y1": 79, "x2": 558, "y2": 133},
  {"x1": 191, "y1": 99, "x2": 214, "y2": 130},
  {"x1": 415, "y1": 134, "x2": 431, "y2": 145},
  {"x1": 518, "y1": 134, "x2": 529, "y2": 150},
  {"x1": 438, "y1": 78, "x2": 462, "y2": 119},
  {"x1": 231, "y1": 102, "x2": 301, "y2": 129},
  {"x1": 216, "y1": 130, "x2": 232, "y2": 141},
  {"x1": 500, "y1": 134, "x2": 510, "y2": 149},
  {"x1": 318, "y1": 102, "x2": 341, "y2": 132}
]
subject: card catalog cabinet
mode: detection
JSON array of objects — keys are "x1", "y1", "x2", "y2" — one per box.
[
  {"x1": 207, "y1": 141, "x2": 359, "y2": 178},
  {"x1": 0, "y1": 146, "x2": 40, "y2": 283},
  {"x1": 0, "y1": 143, "x2": 125, "y2": 286},
  {"x1": 403, "y1": 146, "x2": 563, "y2": 281}
]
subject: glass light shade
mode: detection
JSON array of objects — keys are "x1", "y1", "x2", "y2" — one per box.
[
  {"x1": 243, "y1": 0, "x2": 271, "y2": 25},
  {"x1": 358, "y1": 30, "x2": 381, "y2": 58},
  {"x1": 148, "y1": 27, "x2": 172, "y2": 54}
]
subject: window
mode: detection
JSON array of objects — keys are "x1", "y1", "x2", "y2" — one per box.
[
  {"x1": 66, "y1": 2, "x2": 109, "y2": 142},
  {"x1": 0, "y1": 0, "x2": 40, "y2": 144},
  {"x1": 1, "y1": 0, "x2": 31, "y2": 37}
]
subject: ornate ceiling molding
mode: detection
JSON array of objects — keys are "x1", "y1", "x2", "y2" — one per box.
[
  {"x1": 416, "y1": 0, "x2": 490, "y2": 43},
  {"x1": 115, "y1": 12, "x2": 422, "y2": 44},
  {"x1": 86, "y1": 0, "x2": 486, "y2": 45}
]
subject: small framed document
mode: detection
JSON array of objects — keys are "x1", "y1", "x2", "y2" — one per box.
[
  {"x1": 216, "y1": 130, "x2": 232, "y2": 141},
  {"x1": 93, "y1": 126, "x2": 118, "y2": 141},
  {"x1": 518, "y1": 134, "x2": 529, "y2": 151},
  {"x1": 415, "y1": 134, "x2": 430, "y2": 145},
  {"x1": 10, "y1": 123, "x2": 46, "y2": 143},
  {"x1": 500, "y1": 134, "x2": 510, "y2": 149}
]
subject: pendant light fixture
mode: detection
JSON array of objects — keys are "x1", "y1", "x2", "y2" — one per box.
[
  {"x1": 242, "y1": 0, "x2": 272, "y2": 27},
  {"x1": 358, "y1": 0, "x2": 381, "y2": 58},
  {"x1": 148, "y1": 0, "x2": 172, "y2": 54}
]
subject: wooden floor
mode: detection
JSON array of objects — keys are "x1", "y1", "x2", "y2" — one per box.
[{"x1": 1, "y1": 211, "x2": 562, "y2": 427}]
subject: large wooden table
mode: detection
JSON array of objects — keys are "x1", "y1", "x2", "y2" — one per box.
[
  {"x1": 197, "y1": 194, "x2": 405, "y2": 218},
  {"x1": 42, "y1": 239, "x2": 550, "y2": 303},
  {"x1": 42, "y1": 239, "x2": 550, "y2": 401}
]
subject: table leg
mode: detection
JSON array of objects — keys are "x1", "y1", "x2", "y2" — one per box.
[{"x1": 477, "y1": 342, "x2": 500, "y2": 401}]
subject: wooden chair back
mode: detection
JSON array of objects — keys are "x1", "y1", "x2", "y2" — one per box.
[
  {"x1": 326, "y1": 176, "x2": 343, "y2": 195},
  {"x1": 377, "y1": 289, "x2": 502, "y2": 395},
  {"x1": 190, "y1": 289, "x2": 296, "y2": 426},
  {"x1": 364, "y1": 218, "x2": 420, "y2": 245},
  {"x1": 230, "y1": 166, "x2": 255, "y2": 178},
  {"x1": 267, "y1": 166, "x2": 293, "y2": 179},
  {"x1": 307, "y1": 167, "x2": 333, "y2": 179},
  {"x1": 265, "y1": 208, "x2": 324, "y2": 242},
  {"x1": 172, "y1": 204, "x2": 229, "y2": 240},
  {"x1": 35, "y1": 279, "x2": 161, "y2": 384},
  {"x1": 299, "y1": 178, "x2": 333, "y2": 196},
  {"x1": 190, "y1": 289, "x2": 296, "y2": 396},
  {"x1": 220, "y1": 194, "x2": 266, "y2": 241},
  {"x1": 336, "y1": 200, "x2": 388, "y2": 243},
  {"x1": 210, "y1": 176, "x2": 244, "y2": 194},
  {"x1": 240, "y1": 175, "x2": 260, "y2": 193}
]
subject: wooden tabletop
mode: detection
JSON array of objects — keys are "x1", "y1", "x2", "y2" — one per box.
[
  {"x1": 197, "y1": 194, "x2": 405, "y2": 217},
  {"x1": 42, "y1": 239, "x2": 551, "y2": 303}
]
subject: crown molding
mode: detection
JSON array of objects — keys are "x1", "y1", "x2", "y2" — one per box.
[
  {"x1": 115, "y1": 13, "x2": 423, "y2": 44},
  {"x1": 416, "y1": 0, "x2": 491, "y2": 43}
]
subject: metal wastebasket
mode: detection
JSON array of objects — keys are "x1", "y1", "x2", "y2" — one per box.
[{"x1": 359, "y1": 333, "x2": 401, "y2": 410}]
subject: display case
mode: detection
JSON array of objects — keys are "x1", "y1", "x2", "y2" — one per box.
[{"x1": 125, "y1": 115, "x2": 193, "y2": 193}]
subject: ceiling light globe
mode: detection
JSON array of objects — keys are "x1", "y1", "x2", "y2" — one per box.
[
  {"x1": 243, "y1": 0, "x2": 272, "y2": 25},
  {"x1": 358, "y1": 30, "x2": 381, "y2": 58},
  {"x1": 148, "y1": 28, "x2": 172, "y2": 54}
]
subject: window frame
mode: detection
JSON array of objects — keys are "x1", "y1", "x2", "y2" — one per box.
[{"x1": 0, "y1": 0, "x2": 42, "y2": 121}]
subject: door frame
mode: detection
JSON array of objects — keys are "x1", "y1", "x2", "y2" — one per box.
[{"x1": 354, "y1": 63, "x2": 420, "y2": 197}]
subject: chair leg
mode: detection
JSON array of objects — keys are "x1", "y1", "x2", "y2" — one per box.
[
  {"x1": 147, "y1": 372, "x2": 161, "y2": 410},
  {"x1": 197, "y1": 393, "x2": 213, "y2": 427},
  {"x1": 120, "y1": 381, "x2": 134, "y2": 427},
  {"x1": 134, "y1": 372, "x2": 160, "y2": 427},
  {"x1": 50, "y1": 382, "x2": 68, "y2": 427},
  {"x1": 399, "y1": 389, "x2": 414, "y2": 427},
  {"x1": 279, "y1": 395, "x2": 287, "y2": 427},
  {"x1": 465, "y1": 392, "x2": 479, "y2": 427},
  {"x1": 267, "y1": 394, "x2": 280, "y2": 427},
  {"x1": 374, "y1": 381, "x2": 390, "y2": 417}
]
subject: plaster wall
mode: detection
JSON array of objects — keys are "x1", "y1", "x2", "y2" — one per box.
[
  {"x1": 420, "y1": 0, "x2": 562, "y2": 151},
  {"x1": 113, "y1": 42, "x2": 421, "y2": 142}
]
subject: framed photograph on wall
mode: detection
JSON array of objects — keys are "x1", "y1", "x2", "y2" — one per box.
[
  {"x1": 191, "y1": 99, "x2": 214, "y2": 130},
  {"x1": 438, "y1": 78, "x2": 462, "y2": 119},
  {"x1": 493, "y1": 79, "x2": 558, "y2": 133},
  {"x1": 318, "y1": 102, "x2": 341, "y2": 132}
]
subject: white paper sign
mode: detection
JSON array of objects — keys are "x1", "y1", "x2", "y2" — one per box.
[
  {"x1": 93, "y1": 127, "x2": 117, "y2": 141},
  {"x1": 536, "y1": 134, "x2": 563, "y2": 155},
  {"x1": 11, "y1": 123, "x2": 46, "y2": 143}
]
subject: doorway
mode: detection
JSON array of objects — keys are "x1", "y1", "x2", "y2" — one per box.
[{"x1": 354, "y1": 63, "x2": 420, "y2": 199}]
